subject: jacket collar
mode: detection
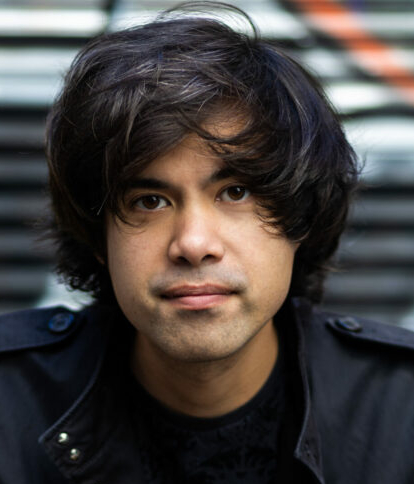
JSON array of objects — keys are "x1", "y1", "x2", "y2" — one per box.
[
  {"x1": 39, "y1": 306, "x2": 147, "y2": 483},
  {"x1": 39, "y1": 298, "x2": 325, "y2": 483},
  {"x1": 290, "y1": 298, "x2": 325, "y2": 484}
]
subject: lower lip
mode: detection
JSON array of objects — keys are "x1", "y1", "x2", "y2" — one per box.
[{"x1": 164, "y1": 294, "x2": 231, "y2": 310}]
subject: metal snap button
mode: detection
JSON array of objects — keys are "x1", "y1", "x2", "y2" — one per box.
[
  {"x1": 70, "y1": 448, "x2": 81, "y2": 461},
  {"x1": 334, "y1": 317, "x2": 362, "y2": 333},
  {"x1": 58, "y1": 432, "x2": 69, "y2": 444},
  {"x1": 48, "y1": 313, "x2": 75, "y2": 333}
]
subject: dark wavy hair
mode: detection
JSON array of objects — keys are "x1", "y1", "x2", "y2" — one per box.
[{"x1": 45, "y1": 1, "x2": 359, "y2": 304}]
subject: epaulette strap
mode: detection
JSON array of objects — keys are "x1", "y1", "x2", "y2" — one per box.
[
  {"x1": 326, "y1": 315, "x2": 414, "y2": 352},
  {"x1": 0, "y1": 307, "x2": 82, "y2": 353}
]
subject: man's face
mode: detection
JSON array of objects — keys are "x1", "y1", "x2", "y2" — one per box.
[{"x1": 106, "y1": 133, "x2": 298, "y2": 362}]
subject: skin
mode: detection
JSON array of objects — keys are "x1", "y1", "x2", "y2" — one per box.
[{"x1": 106, "y1": 132, "x2": 298, "y2": 417}]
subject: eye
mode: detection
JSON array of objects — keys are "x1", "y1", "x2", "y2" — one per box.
[
  {"x1": 133, "y1": 195, "x2": 169, "y2": 211},
  {"x1": 219, "y1": 185, "x2": 251, "y2": 202}
]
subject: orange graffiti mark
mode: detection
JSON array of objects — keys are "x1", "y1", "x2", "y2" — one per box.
[{"x1": 289, "y1": 0, "x2": 414, "y2": 105}]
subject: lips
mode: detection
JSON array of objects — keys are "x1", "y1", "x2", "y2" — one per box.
[
  {"x1": 161, "y1": 284, "x2": 235, "y2": 310},
  {"x1": 162, "y1": 285, "x2": 233, "y2": 298}
]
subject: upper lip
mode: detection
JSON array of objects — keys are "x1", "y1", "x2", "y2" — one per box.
[{"x1": 161, "y1": 284, "x2": 234, "y2": 298}]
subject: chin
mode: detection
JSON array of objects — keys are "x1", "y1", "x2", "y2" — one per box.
[
  {"x1": 152, "y1": 329, "x2": 251, "y2": 364},
  {"x1": 171, "y1": 347, "x2": 238, "y2": 363}
]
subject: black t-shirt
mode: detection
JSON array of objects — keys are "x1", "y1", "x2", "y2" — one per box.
[{"x1": 127, "y1": 325, "x2": 288, "y2": 484}]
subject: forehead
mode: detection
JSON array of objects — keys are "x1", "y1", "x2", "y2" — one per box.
[
  {"x1": 118, "y1": 113, "x2": 251, "y2": 201},
  {"x1": 142, "y1": 135, "x2": 217, "y2": 175},
  {"x1": 139, "y1": 112, "x2": 247, "y2": 178},
  {"x1": 131, "y1": 138, "x2": 243, "y2": 196}
]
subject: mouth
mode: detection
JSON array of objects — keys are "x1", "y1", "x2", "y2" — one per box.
[{"x1": 161, "y1": 284, "x2": 236, "y2": 310}]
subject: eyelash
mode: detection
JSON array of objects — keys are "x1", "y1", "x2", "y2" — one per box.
[
  {"x1": 219, "y1": 185, "x2": 251, "y2": 203},
  {"x1": 133, "y1": 195, "x2": 169, "y2": 211},
  {"x1": 131, "y1": 185, "x2": 251, "y2": 211}
]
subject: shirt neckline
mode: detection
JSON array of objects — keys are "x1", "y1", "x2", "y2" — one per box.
[{"x1": 128, "y1": 320, "x2": 285, "y2": 432}]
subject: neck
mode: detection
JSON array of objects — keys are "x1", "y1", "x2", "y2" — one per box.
[{"x1": 131, "y1": 320, "x2": 278, "y2": 418}]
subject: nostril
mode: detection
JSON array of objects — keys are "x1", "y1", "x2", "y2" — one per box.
[{"x1": 176, "y1": 255, "x2": 191, "y2": 265}]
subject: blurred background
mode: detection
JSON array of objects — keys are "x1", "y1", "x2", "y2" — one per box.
[{"x1": 1, "y1": 0, "x2": 413, "y2": 328}]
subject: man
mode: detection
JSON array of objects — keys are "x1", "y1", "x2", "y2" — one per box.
[{"x1": 1, "y1": 2, "x2": 414, "y2": 483}]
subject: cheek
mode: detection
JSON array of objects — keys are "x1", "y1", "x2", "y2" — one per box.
[
  {"x1": 106, "y1": 225, "x2": 166, "y2": 294},
  {"x1": 244, "y1": 235, "x2": 296, "y2": 296},
  {"x1": 106, "y1": 228, "x2": 138, "y2": 291}
]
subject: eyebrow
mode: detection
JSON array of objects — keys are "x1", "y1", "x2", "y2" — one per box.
[
  {"x1": 126, "y1": 177, "x2": 169, "y2": 191},
  {"x1": 208, "y1": 166, "x2": 240, "y2": 184},
  {"x1": 125, "y1": 166, "x2": 240, "y2": 192}
]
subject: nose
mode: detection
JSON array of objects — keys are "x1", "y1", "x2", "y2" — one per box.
[{"x1": 167, "y1": 204, "x2": 225, "y2": 267}]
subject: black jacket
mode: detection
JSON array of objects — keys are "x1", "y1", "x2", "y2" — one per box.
[{"x1": 1, "y1": 298, "x2": 414, "y2": 483}]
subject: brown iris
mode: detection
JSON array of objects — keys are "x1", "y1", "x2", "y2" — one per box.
[
  {"x1": 138, "y1": 195, "x2": 163, "y2": 210},
  {"x1": 226, "y1": 186, "x2": 246, "y2": 201}
]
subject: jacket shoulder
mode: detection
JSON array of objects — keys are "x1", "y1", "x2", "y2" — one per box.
[
  {"x1": 0, "y1": 306, "x2": 86, "y2": 353},
  {"x1": 314, "y1": 307, "x2": 414, "y2": 352},
  {"x1": 292, "y1": 301, "x2": 414, "y2": 482},
  {"x1": 291, "y1": 298, "x2": 414, "y2": 352}
]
